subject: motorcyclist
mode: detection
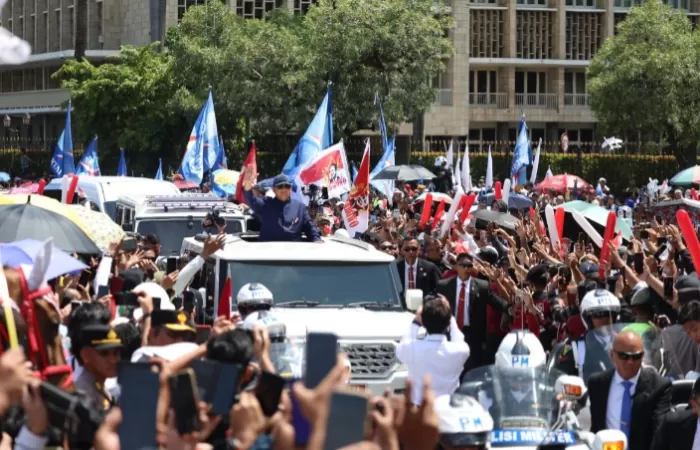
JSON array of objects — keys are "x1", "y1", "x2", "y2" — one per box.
[
  {"x1": 241, "y1": 311, "x2": 299, "y2": 378},
  {"x1": 435, "y1": 392, "x2": 493, "y2": 450},
  {"x1": 236, "y1": 282, "x2": 274, "y2": 320},
  {"x1": 549, "y1": 288, "x2": 621, "y2": 381}
]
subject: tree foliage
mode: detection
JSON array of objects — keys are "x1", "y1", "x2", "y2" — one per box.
[
  {"x1": 58, "y1": 0, "x2": 453, "y2": 171},
  {"x1": 587, "y1": 0, "x2": 700, "y2": 166}
]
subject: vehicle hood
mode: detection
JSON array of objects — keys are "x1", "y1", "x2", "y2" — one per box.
[{"x1": 270, "y1": 307, "x2": 414, "y2": 339}]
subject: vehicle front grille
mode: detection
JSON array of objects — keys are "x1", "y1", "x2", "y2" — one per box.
[{"x1": 340, "y1": 342, "x2": 397, "y2": 379}]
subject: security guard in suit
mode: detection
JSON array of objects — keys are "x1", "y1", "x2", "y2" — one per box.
[{"x1": 74, "y1": 324, "x2": 123, "y2": 409}]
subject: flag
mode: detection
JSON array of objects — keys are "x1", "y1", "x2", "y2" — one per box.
[
  {"x1": 117, "y1": 149, "x2": 127, "y2": 177},
  {"x1": 180, "y1": 88, "x2": 220, "y2": 184},
  {"x1": 546, "y1": 167, "x2": 553, "y2": 179},
  {"x1": 351, "y1": 161, "x2": 359, "y2": 183},
  {"x1": 530, "y1": 138, "x2": 542, "y2": 184},
  {"x1": 446, "y1": 140, "x2": 454, "y2": 184},
  {"x1": 454, "y1": 149, "x2": 461, "y2": 189},
  {"x1": 75, "y1": 136, "x2": 100, "y2": 176},
  {"x1": 217, "y1": 277, "x2": 232, "y2": 318},
  {"x1": 282, "y1": 85, "x2": 333, "y2": 176},
  {"x1": 511, "y1": 115, "x2": 531, "y2": 185},
  {"x1": 50, "y1": 101, "x2": 74, "y2": 177},
  {"x1": 235, "y1": 142, "x2": 257, "y2": 204},
  {"x1": 215, "y1": 136, "x2": 228, "y2": 169},
  {"x1": 461, "y1": 144, "x2": 472, "y2": 191},
  {"x1": 295, "y1": 141, "x2": 351, "y2": 199},
  {"x1": 485, "y1": 145, "x2": 493, "y2": 189},
  {"x1": 342, "y1": 139, "x2": 370, "y2": 238},
  {"x1": 374, "y1": 93, "x2": 390, "y2": 155},
  {"x1": 370, "y1": 93, "x2": 396, "y2": 202},
  {"x1": 155, "y1": 159, "x2": 163, "y2": 180}
]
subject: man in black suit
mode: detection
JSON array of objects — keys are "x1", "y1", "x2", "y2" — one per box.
[
  {"x1": 651, "y1": 377, "x2": 700, "y2": 450},
  {"x1": 436, "y1": 252, "x2": 511, "y2": 371},
  {"x1": 589, "y1": 330, "x2": 671, "y2": 450},
  {"x1": 395, "y1": 237, "x2": 441, "y2": 309}
]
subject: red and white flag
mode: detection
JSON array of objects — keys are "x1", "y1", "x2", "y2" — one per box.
[
  {"x1": 295, "y1": 142, "x2": 351, "y2": 199},
  {"x1": 235, "y1": 142, "x2": 257, "y2": 204},
  {"x1": 342, "y1": 139, "x2": 370, "y2": 238}
]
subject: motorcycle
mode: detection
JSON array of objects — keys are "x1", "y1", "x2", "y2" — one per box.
[{"x1": 457, "y1": 365, "x2": 627, "y2": 449}]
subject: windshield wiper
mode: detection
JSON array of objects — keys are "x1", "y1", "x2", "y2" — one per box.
[
  {"x1": 344, "y1": 301, "x2": 398, "y2": 309},
  {"x1": 276, "y1": 300, "x2": 320, "y2": 307}
]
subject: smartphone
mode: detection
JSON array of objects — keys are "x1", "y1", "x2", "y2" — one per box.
[
  {"x1": 78, "y1": 270, "x2": 92, "y2": 287},
  {"x1": 96, "y1": 284, "x2": 109, "y2": 299},
  {"x1": 190, "y1": 359, "x2": 222, "y2": 405},
  {"x1": 633, "y1": 253, "x2": 644, "y2": 274},
  {"x1": 304, "y1": 332, "x2": 338, "y2": 389},
  {"x1": 663, "y1": 277, "x2": 674, "y2": 299},
  {"x1": 70, "y1": 300, "x2": 82, "y2": 311},
  {"x1": 640, "y1": 229, "x2": 649, "y2": 240},
  {"x1": 195, "y1": 325, "x2": 211, "y2": 345},
  {"x1": 210, "y1": 363, "x2": 241, "y2": 416},
  {"x1": 256, "y1": 371, "x2": 286, "y2": 417},
  {"x1": 121, "y1": 238, "x2": 138, "y2": 252},
  {"x1": 654, "y1": 244, "x2": 668, "y2": 261},
  {"x1": 290, "y1": 381, "x2": 312, "y2": 447},
  {"x1": 392, "y1": 209, "x2": 400, "y2": 219},
  {"x1": 115, "y1": 292, "x2": 139, "y2": 306},
  {"x1": 118, "y1": 362, "x2": 160, "y2": 450},
  {"x1": 166, "y1": 257, "x2": 178, "y2": 274},
  {"x1": 323, "y1": 391, "x2": 369, "y2": 450},
  {"x1": 109, "y1": 276, "x2": 124, "y2": 295},
  {"x1": 168, "y1": 369, "x2": 201, "y2": 435}
]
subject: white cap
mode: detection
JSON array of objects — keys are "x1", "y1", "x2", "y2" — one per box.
[
  {"x1": 130, "y1": 342, "x2": 200, "y2": 363},
  {"x1": 133, "y1": 282, "x2": 174, "y2": 322},
  {"x1": 334, "y1": 229, "x2": 349, "y2": 238}
]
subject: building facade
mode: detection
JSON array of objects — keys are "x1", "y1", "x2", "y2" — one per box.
[{"x1": 0, "y1": 0, "x2": 697, "y2": 147}]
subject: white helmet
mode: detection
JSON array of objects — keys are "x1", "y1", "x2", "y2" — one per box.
[
  {"x1": 236, "y1": 283, "x2": 274, "y2": 308},
  {"x1": 495, "y1": 330, "x2": 547, "y2": 369},
  {"x1": 434, "y1": 155, "x2": 447, "y2": 167},
  {"x1": 435, "y1": 394, "x2": 493, "y2": 449},
  {"x1": 242, "y1": 310, "x2": 286, "y2": 342},
  {"x1": 580, "y1": 289, "x2": 620, "y2": 329}
]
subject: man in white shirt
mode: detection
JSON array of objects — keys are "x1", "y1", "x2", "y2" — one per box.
[
  {"x1": 651, "y1": 376, "x2": 700, "y2": 450},
  {"x1": 396, "y1": 295, "x2": 470, "y2": 405}
]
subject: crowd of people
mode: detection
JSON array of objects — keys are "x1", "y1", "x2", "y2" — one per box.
[{"x1": 2, "y1": 154, "x2": 700, "y2": 450}]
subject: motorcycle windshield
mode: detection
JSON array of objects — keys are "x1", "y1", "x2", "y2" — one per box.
[
  {"x1": 269, "y1": 341, "x2": 305, "y2": 380},
  {"x1": 582, "y1": 323, "x2": 678, "y2": 382}
]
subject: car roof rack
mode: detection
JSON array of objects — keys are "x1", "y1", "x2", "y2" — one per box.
[{"x1": 138, "y1": 194, "x2": 246, "y2": 215}]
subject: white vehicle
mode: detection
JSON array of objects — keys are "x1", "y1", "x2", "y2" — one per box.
[
  {"x1": 43, "y1": 176, "x2": 180, "y2": 220},
  {"x1": 180, "y1": 234, "x2": 413, "y2": 395},
  {"x1": 116, "y1": 193, "x2": 256, "y2": 257}
]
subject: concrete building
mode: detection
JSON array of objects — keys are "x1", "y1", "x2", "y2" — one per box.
[{"x1": 0, "y1": 0, "x2": 697, "y2": 147}]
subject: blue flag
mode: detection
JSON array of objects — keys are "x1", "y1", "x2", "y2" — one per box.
[
  {"x1": 50, "y1": 101, "x2": 74, "y2": 177},
  {"x1": 370, "y1": 94, "x2": 396, "y2": 199},
  {"x1": 117, "y1": 149, "x2": 127, "y2": 177},
  {"x1": 511, "y1": 115, "x2": 531, "y2": 185},
  {"x1": 75, "y1": 136, "x2": 101, "y2": 176},
  {"x1": 215, "y1": 135, "x2": 227, "y2": 169},
  {"x1": 282, "y1": 85, "x2": 333, "y2": 177},
  {"x1": 155, "y1": 159, "x2": 163, "y2": 180},
  {"x1": 180, "y1": 89, "x2": 220, "y2": 184},
  {"x1": 374, "y1": 93, "x2": 390, "y2": 155}
]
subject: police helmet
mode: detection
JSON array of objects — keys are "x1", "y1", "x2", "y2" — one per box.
[
  {"x1": 580, "y1": 289, "x2": 620, "y2": 329},
  {"x1": 436, "y1": 393, "x2": 493, "y2": 449},
  {"x1": 242, "y1": 310, "x2": 286, "y2": 343},
  {"x1": 494, "y1": 330, "x2": 547, "y2": 369},
  {"x1": 236, "y1": 283, "x2": 274, "y2": 309}
]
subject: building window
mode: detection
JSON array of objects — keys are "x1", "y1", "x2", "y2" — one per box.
[
  {"x1": 565, "y1": 12, "x2": 602, "y2": 60},
  {"x1": 663, "y1": 0, "x2": 689, "y2": 9},
  {"x1": 470, "y1": 8, "x2": 504, "y2": 58},
  {"x1": 517, "y1": 0, "x2": 546, "y2": 5},
  {"x1": 237, "y1": 0, "x2": 284, "y2": 19},
  {"x1": 178, "y1": 0, "x2": 227, "y2": 22},
  {"x1": 564, "y1": 71, "x2": 588, "y2": 106},
  {"x1": 469, "y1": 70, "x2": 497, "y2": 94},
  {"x1": 516, "y1": 10, "x2": 553, "y2": 59},
  {"x1": 566, "y1": 0, "x2": 595, "y2": 5},
  {"x1": 294, "y1": 0, "x2": 315, "y2": 14},
  {"x1": 470, "y1": 0, "x2": 497, "y2": 3},
  {"x1": 430, "y1": 67, "x2": 452, "y2": 106},
  {"x1": 613, "y1": 0, "x2": 642, "y2": 6},
  {"x1": 515, "y1": 71, "x2": 546, "y2": 95}
]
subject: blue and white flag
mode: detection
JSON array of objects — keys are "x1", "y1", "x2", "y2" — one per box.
[
  {"x1": 180, "y1": 89, "x2": 221, "y2": 184},
  {"x1": 370, "y1": 93, "x2": 396, "y2": 202},
  {"x1": 282, "y1": 85, "x2": 333, "y2": 177},
  {"x1": 215, "y1": 135, "x2": 227, "y2": 169},
  {"x1": 511, "y1": 115, "x2": 531, "y2": 185},
  {"x1": 155, "y1": 159, "x2": 163, "y2": 180},
  {"x1": 117, "y1": 149, "x2": 127, "y2": 177},
  {"x1": 75, "y1": 136, "x2": 100, "y2": 176},
  {"x1": 50, "y1": 101, "x2": 74, "y2": 177}
]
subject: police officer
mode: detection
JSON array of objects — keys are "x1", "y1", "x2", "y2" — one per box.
[
  {"x1": 549, "y1": 289, "x2": 621, "y2": 381},
  {"x1": 242, "y1": 310, "x2": 298, "y2": 378},
  {"x1": 74, "y1": 324, "x2": 123, "y2": 409},
  {"x1": 236, "y1": 283, "x2": 274, "y2": 320},
  {"x1": 435, "y1": 393, "x2": 493, "y2": 450}
]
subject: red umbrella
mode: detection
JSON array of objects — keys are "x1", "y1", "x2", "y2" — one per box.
[
  {"x1": 534, "y1": 174, "x2": 592, "y2": 193},
  {"x1": 8, "y1": 181, "x2": 41, "y2": 194},
  {"x1": 174, "y1": 180, "x2": 200, "y2": 191}
]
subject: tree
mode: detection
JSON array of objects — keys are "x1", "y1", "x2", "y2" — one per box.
[
  {"x1": 587, "y1": 0, "x2": 700, "y2": 166},
  {"x1": 55, "y1": 44, "x2": 198, "y2": 173}
]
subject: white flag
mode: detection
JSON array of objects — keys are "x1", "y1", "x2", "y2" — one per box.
[
  {"x1": 462, "y1": 144, "x2": 472, "y2": 191},
  {"x1": 454, "y1": 149, "x2": 461, "y2": 189},
  {"x1": 529, "y1": 138, "x2": 542, "y2": 184},
  {"x1": 485, "y1": 145, "x2": 493, "y2": 189},
  {"x1": 545, "y1": 166, "x2": 553, "y2": 179}
]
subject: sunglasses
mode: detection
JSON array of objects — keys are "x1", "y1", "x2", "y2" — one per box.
[
  {"x1": 403, "y1": 247, "x2": 419, "y2": 252},
  {"x1": 457, "y1": 263, "x2": 473, "y2": 268},
  {"x1": 380, "y1": 245, "x2": 395, "y2": 250},
  {"x1": 615, "y1": 350, "x2": 644, "y2": 361},
  {"x1": 275, "y1": 184, "x2": 292, "y2": 190}
]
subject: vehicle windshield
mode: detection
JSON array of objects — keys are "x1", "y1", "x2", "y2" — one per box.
[
  {"x1": 137, "y1": 219, "x2": 243, "y2": 255},
  {"x1": 228, "y1": 261, "x2": 402, "y2": 307},
  {"x1": 581, "y1": 323, "x2": 679, "y2": 382}
]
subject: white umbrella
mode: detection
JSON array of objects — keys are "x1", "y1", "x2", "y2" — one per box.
[{"x1": 601, "y1": 137, "x2": 623, "y2": 151}]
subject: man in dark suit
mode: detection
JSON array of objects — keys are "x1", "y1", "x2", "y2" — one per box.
[
  {"x1": 651, "y1": 377, "x2": 700, "y2": 450},
  {"x1": 436, "y1": 252, "x2": 511, "y2": 371},
  {"x1": 589, "y1": 330, "x2": 671, "y2": 450},
  {"x1": 396, "y1": 238, "x2": 441, "y2": 309}
]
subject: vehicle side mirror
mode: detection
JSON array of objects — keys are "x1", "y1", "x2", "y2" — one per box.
[
  {"x1": 592, "y1": 429, "x2": 626, "y2": 450},
  {"x1": 554, "y1": 374, "x2": 586, "y2": 400},
  {"x1": 405, "y1": 289, "x2": 423, "y2": 311},
  {"x1": 121, "y1": 223, "x2": 133, "y2": 232}
]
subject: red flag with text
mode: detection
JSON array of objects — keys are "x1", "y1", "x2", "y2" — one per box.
[{"x1": 342, "y1": 140, "x2": 370, "y2": 238}]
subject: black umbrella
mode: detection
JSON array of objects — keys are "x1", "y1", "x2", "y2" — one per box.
[
  {"x1": 0, "y1": 204, "x2": 101, "y2": 254},
  {"x1": 471, "y1": 209, "x2": 518, "y2": 233},
  {"x1": 372, "y1": 164, "x2": 437, "y2": 181}
]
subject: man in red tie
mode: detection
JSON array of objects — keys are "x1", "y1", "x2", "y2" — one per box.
[
  {"x1": 437, "y1": 252, "x2": 512, "y2": 371},
  {"x1": 396, "y1": 238, "x2": 441, "y2": 309}
]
